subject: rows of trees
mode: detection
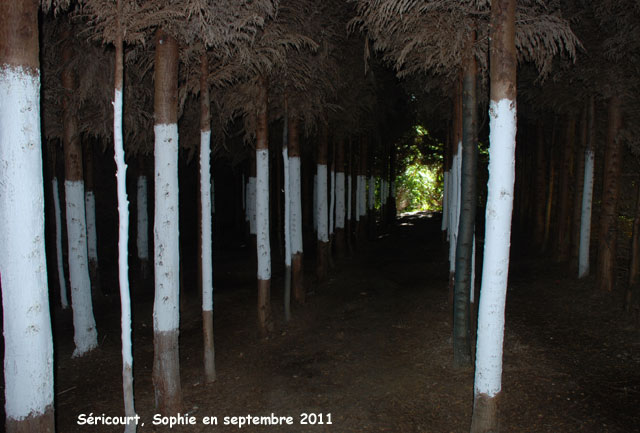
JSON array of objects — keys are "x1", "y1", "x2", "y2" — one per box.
[{"x1": 2, "y1": 0, "x2": 640, "y2": 432}]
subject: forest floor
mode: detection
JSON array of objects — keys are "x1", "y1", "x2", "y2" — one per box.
[{"x1": 45, "y1": 212, "x2": 640, "y2": 432}]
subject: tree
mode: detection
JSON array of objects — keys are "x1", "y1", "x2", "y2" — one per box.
[
  {"x1": 453, "y1": 30, "x2": 478, "y2": 368},
  {"x1": 0, "y1": 0, "x2": 55, "y2": 431},
  {"x1": 61, "y1": 26, "x2": 98, "y2": 357},
  {"x1": 471, "y1": 1, "x2": 517, "y2": 430},
  {"x1": 152, "y1": 28, "x2": 183, "y2": 414}
]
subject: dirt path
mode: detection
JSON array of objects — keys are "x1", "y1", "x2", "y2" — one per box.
[{"x1": 52, "y1": 212, "x2": 639, "y2": 432}]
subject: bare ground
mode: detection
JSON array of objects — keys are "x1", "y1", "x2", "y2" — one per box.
[{"x1": 48, "y1": 212, "x2": 640, "y2": 432}]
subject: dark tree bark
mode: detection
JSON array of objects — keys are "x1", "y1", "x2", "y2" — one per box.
[
  {"x1": 626, "y1": 183, "x2": 640, "y2": 315},
  {"x1": 453, "y1": 32, "x2": 477, "y2": 368},
  {"x1": 571, "y1": 106, "x2": 588, "y2": 269},
  {"x1": 597, "y1": 96, "x2": 623, "y2": 292},
  {"x1": 533, "y1": 121, "x2": 546, "y2": 250},
  {"x1": 555, "y1": 115, "x2": 576, "y2": 262}
]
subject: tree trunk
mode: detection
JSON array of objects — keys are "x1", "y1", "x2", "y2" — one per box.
[
  {"x1": 357, "y1": 139, "x2": 368, "y2": 242},
  {"x1": 152, "y1": 29, "x2": 183, "y2": 415},
  {"x1": 1, "y1": 2, "x2": 55, "y2": 431},
  {"x1": 84, "y1": 138, "x2": 100, "y2": 292},
  {"x1": 335, "y1": 138, "x2": 347, "y2": 256},
  {"x1": 453, "y1": 34, "x2": 477, "y2": 368},
  {"x1": 113, "y1": 18, "x2": 137, "y2": 431},
  {"x1": 51, "y1": 146, "x2": 69, "y2": 309},
  {"x1": 571, "y1": 106, "x2": 588, "y2": 270},
  {"x1": 137, "y1": 158, "x2": 150, "y2": 280},
  {"x1": 283, "y1": 103, "x2": 292, "y2": 321},
  {"x1": 533, "y1": 121, "x2": 546, "y2": 250},
  {"x1": 542, "y1": 140, "x2": 556, "y2": 251},
  {"x1": 555, "y1": 115, "x2": 576, "y2": 262},
  {"x1": 288, "y1": 116, "x2": 305, "y2": 304},
  {"x1": 471, "y1": 0, "x2": 516, "y2": 430},
  {"x1": 200, "y1": 52, "x2": 216, "y2": 382},
  {"x1": 449, "y1": 77, "x2": 463, "y2": 296},
  {"x1": 389, "y1": 142, "x2": 397, "y2": 223},
  {"x1": 578, "y1": 97, "x2": 596, "y2": 278},
  {"x1": 63, "y1": 30, "x2": 98, "y2": 358},
  {"x1": 256, "y1": 76, "x2": 273, "y2": 336},
  {"x1": 596, "y1": 96, "x2": 622, "y2": 293},
  {"x1": 316, "y1": 124, "x2": 330, "y2": 282},
  {"x1": 626, "y1": 184, "x2": 640, "y2": 315},
  {"x1": 346, "y1": 140, "x2": 354, "y2": 253}
]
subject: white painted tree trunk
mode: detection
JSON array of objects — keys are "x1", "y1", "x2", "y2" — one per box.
[
  {"x1": 317, "y1": 164, "x2": 329, "y2": 243},
  {"x1": 330, "y1": 169, "x2": 335, "y2": 235},
  {"x1": 52, "y1": 177, "x2": 69, "y2": 309},
  {"x1": 471, "y1": 233, "x2": 476, "y2": 304},
  {"x1": 347, "y1": 174, "x2": 353, "y2": 222},
  {"x1": 474, "y1": 98, "x2": 517, "y2": 402},
  {"x1": 358, "y1": 174, "x2": 367, "y2": 219},
  {"x1": 442, "y1": 170, "x2": 450, "y2": 231},
  {"x1": 448, "y1": 148, "x2": 462, "y2": 275},
  {"x1": 137, "y1": 176, "x2": 149, "y2": 261},
  {"x1": 66, "y1": 180, "x2": 98, "y2": 357},
  {"x1": 283, "y1": 148, "x2": 292, "y2": 267},
  {"x1": 290, "y1": 157, "x2": 303, "y2": 255},
  {"x1": 578, "y1": 147, "x2": 594, "y2": 278},
  {"x1": 153, "y1": 123, "x2": 180, "y2": 334},
  {"x1": 85, "y1": 190, "x2": 98, "y2": 263},
  {"x1": 313, "y1": 174, "x2": 318, "y2": 232},
  {"x1": 355, "y1": 175, "x2": 361, "y2": 222},
  {"x1": 201, "y1": 130, "x2": 213, "y2": 313},
  {"x1": 247, "y1": 176, "x2": 257, "y2": 235},
  {"x1": 114, "y1": 87, "x2": 137, "y2": 433},
  {"x1": 336, "y1": 172, "x2": 346, "y2": 229},
  {"x1": 256, "y1": 149, "x2": 271, "y2": 280},
  {"x1": 1, "y1": 63, "x2": 55, "y2": 426}
]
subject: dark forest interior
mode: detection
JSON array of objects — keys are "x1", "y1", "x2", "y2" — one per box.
[{"x1": 1, "y1": 1, "x2": 640, "y2": 432}]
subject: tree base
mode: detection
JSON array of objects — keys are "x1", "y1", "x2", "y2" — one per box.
[
  {"x1": 6, "y1": 407, "x2": 54, "y2": 433},
  {"x1": 153, "y1": 329, "x2": 183, "y2": 415},
  {"x1": 470, "y1": 392, "x2": 501, "y2": 433},
  {"x1": 292, "y1": 254, "x2": 305, "y2": 305},
  {"x1": 202, "y1": 310, "x2": 216, "y2": 383},
  {"x1": 316, "y1": 240, "x2": 329, "y2": 283},
  {"x1": 257, "y1": 279, "x2": 273, "y2": 337}
]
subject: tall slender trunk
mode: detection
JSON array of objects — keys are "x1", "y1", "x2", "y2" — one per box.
[
  {"x1": 596, "y1": 96, "x2": 622, "y2": 292},
  {"x1": 63, "y1": 31, "x2": 98, "y2": 358},
  {"x1": 1, "y1": 2, "x2": 55, "y2": 431},
  {"x1": 357, "y1": 139, "x2": 368, "y2": 241},
  {"x1": 626, "y1": 184, "x2": 640, "y2": 313},
  {"x1": 200, "y1": 52, "x2": 216, "y2": 382},
  {"x1": 283, "y1": 103, "x2": 292, "y2": 321},
  {"x1": 152, "y1": 29, "x2": 183, "y2": 414},
  {"x1": 533, "y1": 121, "x2": 546, "y2": 250},
  {"x1": 555, "y1": 116, "x2": 576, "y2": 262},
  {"x1": 578, "y1": 97, "x2": 596, "y2": 278},
  {"x1": 51, "y1": 145, "x2": 69, "y2": 309},
  {"x1": 571, "y1": 107, "x2": 588, "y2": 269},
  {"x1": 113, "y1": 17, "x2": 137, "y2": 431},
  {"x1": 389, "y1": 143, "x2": 397, "y2": 223},
  {"x1": 84, "y1": 138, "x2": 100, "y2": 292},
  {"x1": 288, "y1": 116, "x2": 305, "y2": 304},
  {"x1": 256, "y1": 77, "x2": 273, "y2": 336},
  {"x1": 449, "y1": 78, "x2": 463, "y2": 294},
  {"x1": 542, "y1": 140, "x2": 556, "y2": 251},
  {"x1": 346, "y1": 140, "x2": 354, "y2": 253},
  {"x1": 137, "y1": 158, "x2": 150, "y2": 280},
  {"x1": 316, "y1": 124, "x2": 330, "y2": 282},
  {"x1": 471, "y1": 0, "x2": 516, "y2": 430},
  {"x1": 453, "y1": 34, "x2": 477, "y2": 368},
  {"x1": 335, "y1": 138, "x2": 346, "y2": 256}
]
